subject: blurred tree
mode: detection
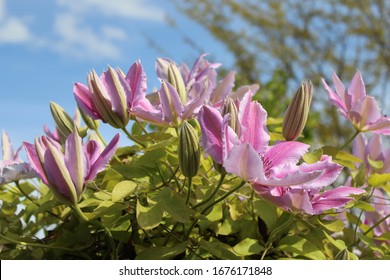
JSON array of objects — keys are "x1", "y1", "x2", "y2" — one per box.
[{"x1": 169, "y1": 0, "x2": 390, "y2": 146}]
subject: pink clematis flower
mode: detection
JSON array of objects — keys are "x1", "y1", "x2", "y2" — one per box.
[
  {"x1": 0, "y1": 130, "x2": 36, "y2": 185},
  {"x1": 74, "y1": 61, "x2": 153, "y2": 129},
  {"x1": 199, "y1": 95, "x2": 363, "y2": 214},
  {"x1": 24, "y1": 130, "x2": 120, "y2": 205},
  {"x1": 322, "y1": 71, "x2": 390, "y2": 134},
  {"x1": 353, "y1": 133, "x2": 390, "y2": 174},
  {"x1": 133, "y1": 54, "x2": 217, "y2": 127}
]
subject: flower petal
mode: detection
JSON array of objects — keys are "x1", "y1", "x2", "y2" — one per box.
[
  {"x1": 238, "y1": 92, "x2": 269, "y2": 153},
  {"x1": 73, "y1": 83, "x2": 102, "y2": 120},
  {"x1": 209, "y1": 71, "x2": 235, "y2": 104},
  {"x1": 87, "y1": 133, "x2": 120, "y2": 181},
  {"x1": 158, "y1": 81, "x2": 184, "y2": 125},
  {"x1": 127, "y1": 60, "x2": 148, "y2": 103},
  {"x1": 224, "y1": 143, "x2": 263, "y2": 181}
]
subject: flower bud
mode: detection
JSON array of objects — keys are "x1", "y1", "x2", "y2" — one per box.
[
  {"x1": 167, "y1": 63, "x2": 187, "y2": 104},
  {"x1": 50, "y1": 102, "x2": 76, "y2": 143},
  {"x1": 334, "y1": 248, "x2": 350, "y2": 260},
  {"x1": 178, "y1": 121, "x2": 200, "y2": 178},
  {"x1": 222, "y1": 97, "x2": 241, "y2": 136},
  {"x1": 78, "y1": 107, "x2": 99, "y2": 130},
  {"x1": 282, "y1": 80, "x2": 313, "y2": 141}
]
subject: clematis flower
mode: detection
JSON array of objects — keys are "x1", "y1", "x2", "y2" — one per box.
[
  {"x1": 0, "y1": 130, "x2": 36, "y2": 185},
  {"x1": 353, "y1": 133, "x2": 390, "y2": 174},
  {"x1": 74, "y1": 61, "x2": 152, "y2": 129},
  {"x1": 255, "y1": 184, "x2": 365, "y2": 215},
  {"x1": 24, "y1": 130, "x2": 120, "y2": 205},
  {"x1": 198, "y1": 94, "x2": 362, "y2": 214},
  {"x1": 322, "y1": 71, "x2": 390, "y2": 134},
  {"x1": 132, "y1": 54, "x2": 216, "y2": 127}
]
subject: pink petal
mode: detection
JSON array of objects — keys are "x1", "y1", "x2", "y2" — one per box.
[
  {"x1": 1, "y1": 130, "x2": 14, "y2": 161},
  {"x1": 321, "y1": 77, "x2": 348, "y2": 118},
  {"x1": 238, "y1": 92, "x2": 269, "y2": 153},
  {"x1": 182, "y1": 79, "x2": 213, "y2": 120},
  {"x1": 350, "y1": 96, "x2": 382, "y2": 129},
  {"x1": 23, "y1": 142, "x2": 48, "y2": 185},
  {"x1": 224, "y1": 143, "x2": 264, "y2": 181},
  {"x1": 158, "y1": 81, "x2": 184, "y2": 125},
  {"x1": 74, "y1": 83, "x2": 102, "y2": 120},
  {"x1": 348, "y1": 71, "x2": 366, "y2": 102},
  {"x1": 311, "y1": 186, "x2": 365, "y2": 214},
  {"x1": 126, "y1": 60, "x2": 147, "y2": 103},
  {"x1": 368, "y1": 116, "x2": 390, "y2": 135},
  {"x1": 353, "y1": 133, "x2": 367, "y2": 162},
  {"x1": 209, "y1": 71, "x2": 236, "y2": 104},
  {"x1": 64, "y1": 131, "x2": 88, "y2": 196},
  {"x1": 86, "y1": 133, "x2": 120, "y2": 181}
]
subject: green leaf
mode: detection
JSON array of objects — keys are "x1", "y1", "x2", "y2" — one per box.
[
  {"x1": 136, "y1": 199, "x2": 163, "y2": 230},
  {"x1": 354, "y1": 200, "x2": 376, "y2": 212},
  {"x1": 112, "y1": 180, "x2": 137, "y2": 202},
  {"x1": 317, "y1": 219, "x2": 344, "y2": 232},
  {"x1": 267, "y1": 117, "x2": 283, "y2": 125},
  {"x1": 322, "y1": 230, "x2": 346, "y2": 251},
  {"x1": 322, "y1": 146, "x2": 362, "y2": 169},
  {"x1": 253, "y1": 199, "x2": 277, "y2": 229},
  {"x1": 90, "y1": 200, "x2": 125, "y2": 219},
  {"x1": 232, "y1": 238, "x2": 264, "y2": 256},
  {"x1": 268, "y1": 212, "x2": 294, "y2": 242},
  {"x1": 144, "y1": 137, "x2": 177, "y2": 152},
  {"x1": 77, "y1": 198, "x2": 101, "y2": 208},
  {"x1": 368, "y1": 173, "x2": 390, "y2": 187},
  {"x1": 279, "y1": 236, "x2": 327, "y2": 260},
  {"x1": 302, "y1": 149, "x2": 323, "y2": 164},
  {"x1": 367, "y1": 155, "x2": 383, "y2": 171},
  {"x1": 269, "y1": 132, "x2": 284, "y2": 141},
  {"x1": 199, "y1": 239, "x2": 241, "y2": 260},
  {"x1": 157, "y1": 188, "x2": 190, "y2": 223},
  {"x1": 136, "y1": 242, "x2": 188, "y2": 260}
]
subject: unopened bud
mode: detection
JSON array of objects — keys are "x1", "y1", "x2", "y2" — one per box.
[
  {"x1": 334, "y1": 248, "x2": 350, "y2": 260},
  {"x1": 282, "y1": 80, "x2": 313, "y2": 141},
  {"x1": 78, "y1": 107, "x2": 99, "y2": 130},
  {"x1": 50, "y1": 102, "x2": 75, "y2": 143},
  {"x1": 168, "y1": 63, "x2": 187, "y2": 104},
  {"x1": 222, "y1": 97, "x2": 241, "y2": 136},
  {"x1": 178, "y1": 121, "x2": 200, "y2": 178}
]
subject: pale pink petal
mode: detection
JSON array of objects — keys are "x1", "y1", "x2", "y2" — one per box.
[
  {"x1": 126, "y1": 60, "x2": 147, "y2": 103},
  {"x1": 182, "y1": 79, "x2": 213, "y2": 120},
  {"x1": 87, "y1": 133, "x2": 120, "y2": 181},
  {"x1": 209, "y1": 71, "x2": 235, "y2": 104},
  {"x1": 321, "y1": 77, "x2": 348, "y2": 118},
  {"x1": 348, "y1": 71, "x2": 366, "y2": 102},
  {"x1": 353, "y1": 133, "x2": 367, "y2": 162},
  {"x1": 74, "y1": 83, "x2": 102, "y2": 120},
  {"x1": 23, "y1": 142, "x2": 48, "y2": 185},
  {"x1": 311, "y1": 186, "x2": 365, "y2": 214},
  {"x1": 64, "y1": 131, "x2": 88, "y2": 196},
  {"x1": 367, "y1": 116, "x2": 390, "y2": 135},
  {"x1": 1, "y1": 130, "x2": 14, "y2": 161},
  {"x1": 158, "y1": 81, "x2": 184, "y2": 125},
  {"x1": 238, "y1": 92, "x2": 269, "y2": 153},
  {"x1": 224, "y1": 143, "x2": 264, "y2": 181},
  {"x1": 350, "y1": 96, "x2": 382, "y2": 129}
]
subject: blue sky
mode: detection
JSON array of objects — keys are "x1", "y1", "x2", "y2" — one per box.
[{"x1": 0, "y1": 0, "x2": 233, "y2": 150}]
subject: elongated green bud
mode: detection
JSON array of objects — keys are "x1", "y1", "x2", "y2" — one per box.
[
  {"x1": 78, "y1": 107, "x2": 99, "y2": 130},
  {"x1": 334, "y1": 248, "x2": 350, "y2": 260},
  {"x1": 282, "y1": 80, "x2": 313, "y2": 141},
  {"x1": 222, "y1": 97, "x2": 241, "y2": 136},
  {"x1": 50, "y1": 102, "x2": 76, "y2": 142},
  {"x1": 168, "y1": 63, "x2": 187, "y2": 104},
  {"x1": 178, "y1": 121, "x2": 200, "y2": 178}
]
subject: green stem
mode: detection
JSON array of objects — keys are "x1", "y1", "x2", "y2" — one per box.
[
  {"x1": 72, "y1": 204, "x2": 118, "y2": 259},
  {"x1": 339, "y1": 130, "x2": 360, "y2": 150},
  {"x1": 0, "y1": 232, "x2": 92, "y2": 259},
  {"x1": 363, "y1": 213, "x2": 390, "y2": 235},
  {"x1": 185, "y1": 176, "x2": 192, "y2": 205},
  {"x1": 352, "y1": 188, "x2": 374, "y2": 246},
  {"x1": 122, "y1": 127, "x2": 146, "y2": 148},
  {"x1": 15, "y1": 181, "x2": 61, "y2": 220},
  {"x1": 135, "y1": 119, "x2": 149, "y2": 135},
  {"x1": 192, "y1": 173, "x2": 226, "y2": 209},
  {"x1": 185, "y1": 180, "x2": 246, "y2": 240}
]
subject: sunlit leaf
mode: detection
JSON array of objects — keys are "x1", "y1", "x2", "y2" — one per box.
[
  {"x1": 368, "y1": 173, "x2": 390, "y2": 187},
  {"x1": 136, "y1": 199, "x2": 163, "y2": 230},
  {"x1": 232, "y1": 238, "x2": 264, "y2": 256},
  {"x1": 136, "y1": 242, "x2": 188, "y2": 260},
  {"x1": 112, "y1": 180, "x2": 137, "y2": 202}
]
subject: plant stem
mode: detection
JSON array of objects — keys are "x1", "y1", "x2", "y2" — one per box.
[
  {"x1": 185, "y1": 176, "x2": 192, "y2": 205},
  {"x1": 339, "y1": 130, "x2": 360, "y2": 150},
  {"x1": 0, "y1": 232, "x2": 92, "y2": 259},
  {"x1": 15, "y1": 181, "x2": 61, "y2": 220},
  {"x1": 192, "y1": 173, "x2": 226, "y2": 209},
  {"x1": 122, "y1": 127, "x2": 146, "y2": 148},
  {"x1": 185, "y1": 180, "x2": 246, "y2": 240},
  {"x1": 135, "y1": 119, "x2": 149, "y2": 135},
  {"x1": 363, "y1": 213, "x2": 390, "y2": 235}
]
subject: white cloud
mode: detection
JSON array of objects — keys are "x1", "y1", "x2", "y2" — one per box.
[
  {"x1": 0, "y1": 0, "x2": 32, "y2": 44},
  {"x1": 53, "y1": 13, "x2": 124, "y2": 60},
  {"x1": 57, "y1": 0, "x2": 165, "y2": 22}
]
